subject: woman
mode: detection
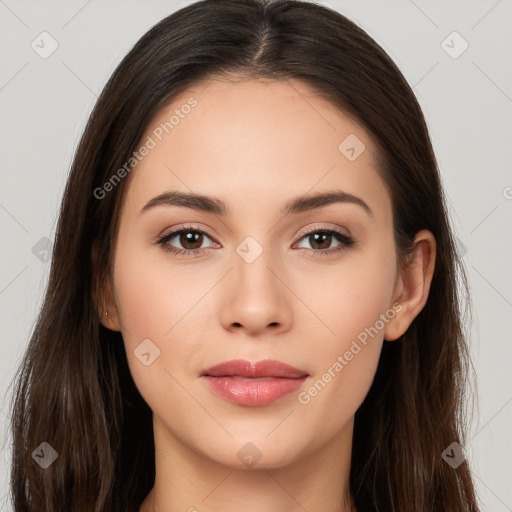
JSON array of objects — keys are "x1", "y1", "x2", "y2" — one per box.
[{"x1": 8, "y1": 0, "x2": 480, "y2": 510}]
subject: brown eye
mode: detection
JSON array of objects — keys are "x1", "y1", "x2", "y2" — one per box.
[
  {"x1": 308, "y1": 232, "x2": 333, "y2": 250},
  {"x1": 176, "y1": 231, "x2": 204, "y2": 250},
  {"x1": 295, "y1": 228, "x2": 356, "y2": 255},
  {"x1": 156, "y1": 226, "x2": 218, "y2": 256}
]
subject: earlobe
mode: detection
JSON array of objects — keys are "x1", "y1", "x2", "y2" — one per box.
[
  {"x1": 98, "y1": 282, "x2": 121, "y2": 332},
  {"x1": 101, "y1": 302, "x2": 121, "y2": 331},
  {"x1": 384, "y1": 230, "x2": 436, "y2": 342},
  {"x1": 92, "y1": 244, "x2": 121, "y2": 332},
  {"x1": 383, "y1": 314, "x2": 403, "y2": 342}
]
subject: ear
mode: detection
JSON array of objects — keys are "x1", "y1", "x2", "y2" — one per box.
[
  {"x1": 384, "y1": 229, "x2": 436, "y2": 342},
  {"x1": 92, "y1": 243, "x2": 121, "y2": 332}
]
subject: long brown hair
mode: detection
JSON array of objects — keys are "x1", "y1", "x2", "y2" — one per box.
[{"x1": 8, "y1": 0, "x2": 480, "y2": 510}]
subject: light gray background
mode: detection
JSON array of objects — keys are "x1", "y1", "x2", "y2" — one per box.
[{"x1": 1, "y1": 0, "x2": 511, "y2": 510}]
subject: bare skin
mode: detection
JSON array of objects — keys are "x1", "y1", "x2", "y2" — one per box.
[{"x1": 98, "y1": 76, "x2": 436, "y2": 512}]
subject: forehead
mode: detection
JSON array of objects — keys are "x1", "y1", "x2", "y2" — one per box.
[{"x1": 122, "y1": 77, "x2": 391, "y2": 222}]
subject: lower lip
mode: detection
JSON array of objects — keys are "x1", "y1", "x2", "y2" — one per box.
[{"x1": 202, "y1": 376, "x2": 307, "y2": 406}]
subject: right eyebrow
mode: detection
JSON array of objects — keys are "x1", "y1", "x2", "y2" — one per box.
[{"x1": 140, "y1": 191, "x2": 228, "y2": 216}]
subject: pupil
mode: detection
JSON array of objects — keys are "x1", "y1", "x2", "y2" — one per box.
[
  {"x1": 181, "y1": 232, "x2": 202, "y2": 249},
  {"x1": 312, "y1": 233, "x2": 330, "y2": 249}
]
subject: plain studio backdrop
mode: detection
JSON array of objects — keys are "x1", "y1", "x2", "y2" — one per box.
[{"x1": 0, "y1": 0, "x2": 511, "y2": 510}]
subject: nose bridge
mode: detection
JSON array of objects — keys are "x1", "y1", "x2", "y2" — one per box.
[
  {"x1": 233, "y1": 233, "x2": 281, "y2": 305},
  {"x1": 219, "y1": 233, "x2": 292, "y2": 334}
]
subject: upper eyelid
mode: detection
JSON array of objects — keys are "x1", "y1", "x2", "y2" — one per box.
[
  {"x1": 295, "y1": 224, "x2": 351, "y2": 239},
  {"x1": 160, "y1": 224, "x2": 217, "y2": 242}
]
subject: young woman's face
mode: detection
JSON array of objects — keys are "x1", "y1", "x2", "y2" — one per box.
[{"x1": 106, "y1": 77, "x2": 404, "y2": 469}]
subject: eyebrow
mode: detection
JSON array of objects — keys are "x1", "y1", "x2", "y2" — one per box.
[{"x1": 140, "y1": 189, "x2": 373, "y2": 218}]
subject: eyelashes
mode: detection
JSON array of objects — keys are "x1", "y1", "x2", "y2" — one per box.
[
  {"x1": 156, "y1": 225, "x2": 219, "y2": 257},
  {"x1": 155, "y1": 224, "x2": 356, "y2": 258}
]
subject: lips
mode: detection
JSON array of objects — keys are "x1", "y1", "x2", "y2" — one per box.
[
  {"x1": 202, "y1": 359, "x2": 308, "y2": 379},
  {"x1": 201, "y1": 359, "x2": 309, "y2": 407}
]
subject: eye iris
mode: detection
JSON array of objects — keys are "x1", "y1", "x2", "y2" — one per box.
[
  {"x1": 310, "y1": 232, "x2": 331, "y2": 250},
  {"x1": 180, "y1": 231, "x2": 203, "y2": 250}
]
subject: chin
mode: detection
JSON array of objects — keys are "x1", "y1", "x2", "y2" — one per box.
[{"x1": 192, "y1": 434, "x2": 308, "y2": 471}]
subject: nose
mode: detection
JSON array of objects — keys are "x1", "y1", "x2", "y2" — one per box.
[{"x1": 219, "y1": 249, "x2": 293, "y2": 337}]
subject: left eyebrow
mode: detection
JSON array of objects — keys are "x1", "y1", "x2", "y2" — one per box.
[
  {"x1": 139, "y1": 189, "x2": 373, "y2": 218},
  {"x1": 281, "y1": 190, "x2": 373, "y2": 218}
]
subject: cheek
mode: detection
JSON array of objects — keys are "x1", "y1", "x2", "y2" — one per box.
[
  {"x1": 292, "y1": 240, "x2": 396, "y2": 434},
  {"x1": 112, "y1": 238, "x2": 203, "y2": 344},
  {"x1": 292, "y1": 236, "x2": 396, "y2": 346},
  {"x1": 111, "y1": 238, "x2": 204, "y2": 401}
]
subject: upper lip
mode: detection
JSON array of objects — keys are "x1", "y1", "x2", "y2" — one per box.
[{"x1": 201, "y1": 359, "x2": 309, "y2": 378}]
